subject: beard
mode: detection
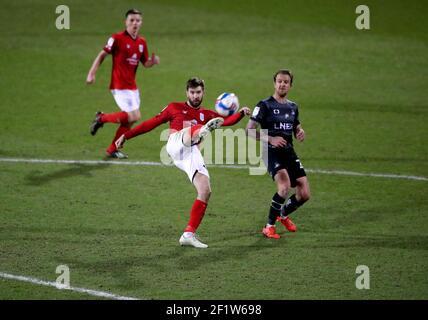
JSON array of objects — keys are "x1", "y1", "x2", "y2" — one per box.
[{"x1": 188, "y1": 98, "x2": 202, "y2": 108}]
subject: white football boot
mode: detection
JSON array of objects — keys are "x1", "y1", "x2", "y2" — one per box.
[
  {"x1": 179, "y1": 233, "x2": 208, "y2": 248},
  {"x1": 197, "y1": 117, "x2": 224, "y2": 141}
]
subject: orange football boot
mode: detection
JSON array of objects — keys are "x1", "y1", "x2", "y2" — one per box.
[
  {"x1": 277, "y1": 216, "x2": 297, "y2": 232},
  {"x1": 262, "y1": 225, "x2": 281, "y2": 239}
]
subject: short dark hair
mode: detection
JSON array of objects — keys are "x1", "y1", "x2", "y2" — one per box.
[
  {"x1": 186, "y1": 77, "x2": 205, "y2": 90},
  {"x1": 273, "y1": 69, "x2": 293, "y2": 84},
  {"x1": 125, "y1": 9, "x2": 142, "y2": 18}
]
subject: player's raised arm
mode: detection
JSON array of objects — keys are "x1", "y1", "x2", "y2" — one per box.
[
  {"x1": 115, "y1": 107, "x2": 170, "y2": 149},
  {"x1": 86, "y1": 50, "x2": 109, "y2": 84},
  {"x1": 221, "y1": 107, "x2": 251, "y2": 126}
]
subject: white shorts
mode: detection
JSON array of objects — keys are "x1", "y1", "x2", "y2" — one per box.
[
  {"x1": 166, "y1": 129, "x2": 209, "y2": 182},
  {"x1": 111, "y1": 89, "x2": 140, "y2": 112}
]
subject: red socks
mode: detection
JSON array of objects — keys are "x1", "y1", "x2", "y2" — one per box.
[
  {"x1": 100, "y1": 111, "x2": 129, "y2": 124},
  {"x1": 106, "y1": 125, "x2": 131, "y2": 154},
  {"x1": 100, "y1": 111, "x2": 130, "y2": 154},
  {"x1": 184, "y1": 199, "x2": 208, "y2": 233}
]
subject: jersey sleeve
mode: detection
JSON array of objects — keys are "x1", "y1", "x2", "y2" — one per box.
[
  {"x1": 124, "y1": 105, "x2": 171, "y2": 139},
  {"x1": 222, "y1": 111, "x2": 245, "y2": 126},
  {"x1": 205, "y1": 109, "x2": 244, "y2": 127},
  {"x1": 103, "y1": 35, "x2": 117, "y2": 54},
  {"x1": 139, "y1": 39, "x2": 149, "y2": 64},
  {"x1": 250, "y1": 101, "x2": 267, "y2": 123},
  {"x1": 293, "y1": 105, "x2": 301, "y2": 128}
]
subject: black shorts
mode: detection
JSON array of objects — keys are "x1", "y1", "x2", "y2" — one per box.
[{"x1": 265, "y1": 147, "x2": 306, "y2": 187}]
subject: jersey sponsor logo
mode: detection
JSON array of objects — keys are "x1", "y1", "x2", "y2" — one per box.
[
  {"x1": 274, "y1": 122, "x2": 293, "y2": 130},
  {"x1": 273, "y1": 109, "x2": 280, "y2": 114},
  {"x1": 199, "y1": 113, "x2": 204, "y2": 122},
  {"x1": 139, "y1": 44, "x2": 144, "y2": 53},
  {"x1": 252, "y1": 106, "x2": 260, "y2": 117},
  {"x1": 126, "y1": 53, "x2": 139, "y2": 65}
]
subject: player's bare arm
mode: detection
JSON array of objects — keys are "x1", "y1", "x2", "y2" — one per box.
[
  {"x1": 86, "y1": 50, "x2": 109, "y2": 84},
  {"x1": 246, "y1": 119, "x2": 287, "y2": 147},
  {"x1": 295, "y1": 124, "x2": 305, "y2": 142},
  {"x1": 143, "y1": 52, "x2": 160, "y2": 68}
]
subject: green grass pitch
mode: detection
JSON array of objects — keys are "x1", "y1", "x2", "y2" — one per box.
[{"x1": 0, "y1": 0, "x2": 427, "y2": 299}]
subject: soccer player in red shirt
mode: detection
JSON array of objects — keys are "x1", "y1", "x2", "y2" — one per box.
[
  {"x1": 115, "y1": 77, "x2": 251, "y2": 248},
  {"x1": 86, "y1": 8, "x2": 160, "y2": 159}
]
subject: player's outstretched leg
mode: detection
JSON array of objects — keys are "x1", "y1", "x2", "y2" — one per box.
[
  {"x1": 90, "y1": 111, "x2": 104, "y2": 136},
  {"x1": 183, "y1": 117, "x2": 224, "y2": 147}
]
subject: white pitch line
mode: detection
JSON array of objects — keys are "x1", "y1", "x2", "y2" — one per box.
[
  {"x1": 0, "y1": 271, "x2": 139, "y2": 300},
  {"x1": 304, "y1": 168, "x2": 428, "y2": 181},
  {"x1": 0, "y1": 157, "x2": 426, "y2": 181}
]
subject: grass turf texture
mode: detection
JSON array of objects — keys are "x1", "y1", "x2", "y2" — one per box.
[{"x1": 0, "y1": 0, "x2": 427, "y2": 299}]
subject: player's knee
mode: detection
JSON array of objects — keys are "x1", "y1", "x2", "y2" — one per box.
[
  {"x1": 127, "y1": 111, "x2": 141, "y2": 123},
  {"x1": 277, "y1": 185, "x2": 289, "y2": 198},
  {"x1": 128, "y1": 115, "x2": 140, "y2": 123},
  {"x1": 299, "y1": 189, "x2": 310, "y2": 203},
  {"x1": 198, "y1": 189, "x2": 211, "y2": 202}
]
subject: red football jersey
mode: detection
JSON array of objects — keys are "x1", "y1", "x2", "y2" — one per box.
[
  {"x1": 124, "y1": 102, "x2": 244, "y2": 139},
  {"x1": 157, "y1": 102, "x2": 220, "y2": 132},
  {"x1": 103, "y1": 30, "x2": 149, "y2": 90}
]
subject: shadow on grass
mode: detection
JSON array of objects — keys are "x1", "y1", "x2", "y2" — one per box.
[{"x1": 24, "y1": 164, "x2": 111, "y2": 186}]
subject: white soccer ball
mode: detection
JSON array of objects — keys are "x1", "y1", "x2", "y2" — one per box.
[{"x1": 215, "y1": 92, "x2": 239, "y2": 116}]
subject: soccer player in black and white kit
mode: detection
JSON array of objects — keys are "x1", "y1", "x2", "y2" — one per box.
[{"x1": 246, "y1": 69, "x2": 311, "y2": 239}]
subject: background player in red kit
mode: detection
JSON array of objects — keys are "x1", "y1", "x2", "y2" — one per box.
[
  {"x1": 86, "y1": 8, "x2": 160, "y2": 159},
  {"x1": 115, "y1": 77, "x2": 251, "y2": 248}
]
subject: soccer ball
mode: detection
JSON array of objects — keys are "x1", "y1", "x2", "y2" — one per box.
[{"x1": 215, "y1": 92, "x2": 239, "y2": 116}]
